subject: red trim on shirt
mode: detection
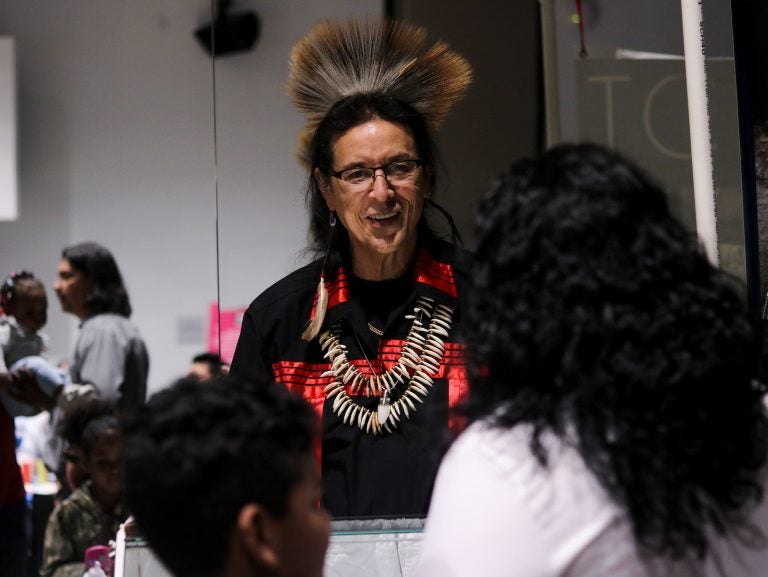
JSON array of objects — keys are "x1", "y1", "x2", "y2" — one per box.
[
  {"x1": 446, "y1": 363, "x2": 468, "y2": 433},
  {"x1": 308, "y1": 250, "x2": 458, "y2": 319},
  {"x1": 273, "y1": 340, "x2": 468, "y2": 467},
  {"x1": 414, "y1": 250, "x2": 458, "y2": 298},
  {"x1": 272, "y1": 341, "x2": 468, "y2": 400},
  {"x1": 326, "y1": 268, "x2": 351, "y2": 309}
]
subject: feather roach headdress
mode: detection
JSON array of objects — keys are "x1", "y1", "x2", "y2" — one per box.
[
  {"x1": 289, "y1": 18, "x2": 472, "y2": 341},
  {"x1": 286, "y1": 18, "x2": 473, "y2": 165}
]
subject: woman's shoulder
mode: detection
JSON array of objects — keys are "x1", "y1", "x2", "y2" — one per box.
[
  {"x1": 440, "y1": 420, "x2": 537, "y2": 478},
  {"x1": 79, "y1": 314, "x2": 143, "y2": 342},
  {"x1": 425, "y1": 421, "x2": 647, "y2": 576},
  {"x1": 439, "y1": 420, "x2": 619, "y2": 532},
  {"x1": 81, "y1": 313, "x2": 129, "y2": 326}
]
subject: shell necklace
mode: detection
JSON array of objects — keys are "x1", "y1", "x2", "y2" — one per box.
[{"x1": 319, "y1": 296, "x2": 454, "y2": 435}]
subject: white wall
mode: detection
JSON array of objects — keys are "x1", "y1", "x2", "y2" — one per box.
[{"x1": 0, "y1": 0, "x2": 381, "y2": 395}]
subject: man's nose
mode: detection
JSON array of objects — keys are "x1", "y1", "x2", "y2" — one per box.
[{"x1": 369, "y1": 169, "x2": 393, "y2": 201}]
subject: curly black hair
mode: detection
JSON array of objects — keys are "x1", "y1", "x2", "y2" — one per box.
[
  {"x1": 466, "y1": 143, "x2": 768, "y2": 561},
  {"x1": 122, "y1": 375, "x2": 318, "y2": 577},
  {"x1": 0, "y1": 270, "x2": 43, "y2": 309},
  {"x1": 59, "y1": 395, "x2": 116, "y2": 449}
]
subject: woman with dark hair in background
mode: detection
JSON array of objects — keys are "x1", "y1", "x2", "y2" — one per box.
[
  {"x1": 231, "y1": 19, "x2": 473, "y2": 518},
  {"x1": 419, "y1": 143, "x2": 768, "y2": 576},
  {"x1": 54, "y1": 242, "x2": 148, "y2": 414}
]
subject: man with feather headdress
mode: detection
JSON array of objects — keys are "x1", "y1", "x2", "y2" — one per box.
[{"x1": 231, "y1": 18, "x2": 472, "y2": 518}]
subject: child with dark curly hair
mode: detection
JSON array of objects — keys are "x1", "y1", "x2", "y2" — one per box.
[
  {"x1": 122, "y1": 375, "x2": 329, "y2": 577},
  {"x1": 57, "y1": 395, "x2": 115, "y2": 492},
  {"x1": 40, "y1": 399, "x2": 126, "y2": 577},
  {"x1": 420, "y1": 143, "x2": 768, "y2": 576}
]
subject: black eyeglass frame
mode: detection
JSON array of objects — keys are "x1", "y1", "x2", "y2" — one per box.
[{"x1": 329, "y1": 159, "x2": 424, "y2": 185}]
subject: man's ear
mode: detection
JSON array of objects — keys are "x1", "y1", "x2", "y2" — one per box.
[
  {"x1": 314, "y1": 168, "x2": 334, "y2": 212},
  {"x1": 236, "y1": 503, "x2": 279, "y2": 570}
]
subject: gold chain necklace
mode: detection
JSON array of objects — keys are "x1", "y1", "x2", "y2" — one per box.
[
  {"x1": 367, "y1": 322, "x2": 384, "y2": 336},
  {"x1": 319, "y1": 296, "x2": 454, "y2": 435}
]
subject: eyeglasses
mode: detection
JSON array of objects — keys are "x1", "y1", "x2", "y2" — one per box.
[{"x1": 330, "y1": 159, "x2": 423, "y2": 190}]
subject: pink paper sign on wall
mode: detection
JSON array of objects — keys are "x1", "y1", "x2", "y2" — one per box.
[{"x1": 208, "y1": 302, "x2": 246, "y2": 364}]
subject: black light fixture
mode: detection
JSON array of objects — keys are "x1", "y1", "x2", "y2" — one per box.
[{"x1": 195, "y1": 0, "x2": 260, "y2": 57}]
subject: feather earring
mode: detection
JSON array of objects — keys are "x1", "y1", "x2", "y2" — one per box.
[
  {"x1": 301, "y1": 275, "x2": 328, "y2": 341},
  {"x1": 302, "y1": 213, "x2": 335, "y2": 341}
]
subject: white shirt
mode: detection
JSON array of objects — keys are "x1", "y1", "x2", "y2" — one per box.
[{"x1": 419, "y1": 420, "x2": 768, "y2": 577}]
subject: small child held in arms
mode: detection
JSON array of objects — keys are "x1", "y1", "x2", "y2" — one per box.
[
  {"x1": 0, "y1": 270, "x2": 69, "y2": 416},
  {"x1": 40, "y1": 399, "x2": 127, "y2": 577}
]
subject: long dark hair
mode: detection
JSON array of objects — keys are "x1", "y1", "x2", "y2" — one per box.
[
  {"x1": 62, "y1": 242, "x2": 132, "y2": 317},
  {"x1": 466, "y1": 142, "x2": 768, "y2": 560},
  {"x1": 306, "y1": 92, "x2": 459, "y2": 278}
]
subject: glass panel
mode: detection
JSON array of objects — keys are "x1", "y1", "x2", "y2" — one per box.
[
  {"x1": 731, "y1": 0, "x2": 768, "y2": 315},
  {"x1": 552, "y1": 0, "x2": 746, "y2": 282},
  {"x1": 214, "y1": 3, "x2": 382, "y2": 359},
  {"x1": 0, "y1": 1, "x2": 217, "y2": 393}
]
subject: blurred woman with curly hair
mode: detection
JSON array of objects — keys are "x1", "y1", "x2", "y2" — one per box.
[{"x1": 419, "y1": 143, "x2": 768, "y2": 576}]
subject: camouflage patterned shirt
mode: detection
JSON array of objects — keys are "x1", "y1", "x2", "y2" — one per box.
[{"x1": 39, "y1": 481, "x2": 127, "y2": 577}]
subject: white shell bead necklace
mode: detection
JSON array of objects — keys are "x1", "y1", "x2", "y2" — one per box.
[{"x1": 319, "y1": 296, "x2": 454, "y2": 435}]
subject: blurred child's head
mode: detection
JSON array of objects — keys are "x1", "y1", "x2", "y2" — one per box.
[
  {"x1": 60, "y1": 395, "x2": 117, "y2": 491},
  {"x1": 81, "y1": 414, "x2": 123, "y2": 504},
  {"x1": 187, "y1": 352, "x2": 226, "y2": 381},
  {"x1": 1, "y1": 270, "x2": 47, "y2": 332},
  {"x1": 123, "y1": 375, "x2": 329, "y2": 577}
]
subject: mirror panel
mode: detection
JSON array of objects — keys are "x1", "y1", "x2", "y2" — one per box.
[
  {"x1": 551, "y1": 0, "x2": 746, "y2": 282},
  {"x1": 214, "y1": 1, "x2": 383, "y2": 362},
  {"x1": 1, "y1": 0, "x2": 756, "y2": 393},
  {"x1": 0, "y1": 1, "x2": 217, "y2": 392}
]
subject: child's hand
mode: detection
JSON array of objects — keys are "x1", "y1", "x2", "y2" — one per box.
[
  {"x1": 0, "y1": 371, "x2": 12, "y2": 392},
  {"x1": 7, "y1": 369, "x2": 60, "y2": 412}
]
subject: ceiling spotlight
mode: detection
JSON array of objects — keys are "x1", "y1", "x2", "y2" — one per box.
[{"x1": 195, "y1": 0, "x2": 260, "y2": 58}]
